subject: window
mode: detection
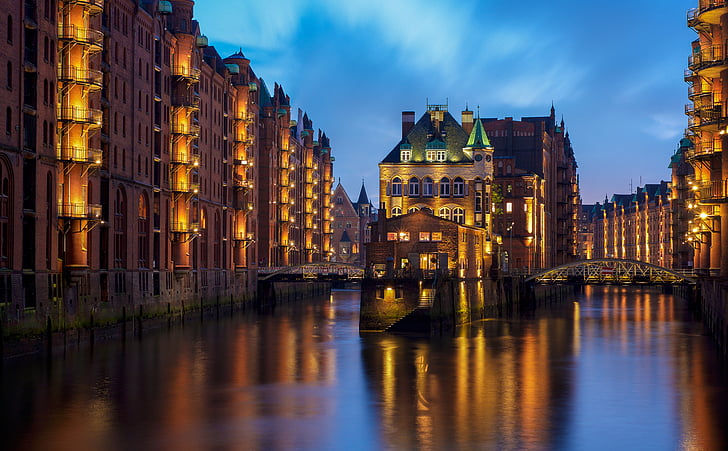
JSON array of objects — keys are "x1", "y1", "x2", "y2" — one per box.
[
  {"x1": 431, "y1": 232, "x2": 442, "y2": 241},
  {"x1": 138, "y1": 194, "x2": 149, "y2": 268},
  {"x1": 436, "y1": 150, "x2": 446, "y2": 161},
  {"x1": 453, "y1": 207, "x2": 465, "y2": 224},
  {"x1": 423, "y1": 177, "x2": 433, "y2": 196},
  {"x1": 0, "y1": 159, "x2": 11, "y2": 268},
  {"x1": 408, "y1": 177, "x2": 419, "y2": 196},
  {"x1": 419, "y1": 232, "x2": 430, "y2": 241},
  {"x1": 6, "y1": 62, "x2": 12, "y2": 90},
  {"x1": 440, "y1": 177, "x2": 450, "y2": 196},
  {"x1": 407, "y1": 206, "x2": 419, "y2": 213},
  {"x1": 453, "y1": 177, "x2": 464, "y2": 197},
  {"x1": 7, "y1": 15, "x2": 12, "y2": 44},
  {"x1": 475, "y1": 192, "x2": 483, "y2": 213},
  {"x1": 506, "y1": 202, "x2": 513, "y2": 213},
  {"x1": 426, "y1": 150, "x2": 436, "y2": 161},
  {"x1": 400, "y1": 150, "x2": 410, "y2": 161},
  {"x1": 5, "y1": 107, "x2": 10, "y2": 135},
  {"x1": 114, "y1": 188, "x2": 127, "y2": 269},
  {"x1": 392, "y1": 206, "x2": 401, "y2": 216},
  {"x1": 438, "y1": 207, "x2": 451, "y2": 220},
  {"x1": 392, "y1": 177, "x2": 402, "y2": 196}
]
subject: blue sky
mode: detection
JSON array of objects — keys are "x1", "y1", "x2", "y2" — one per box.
[{"x1": 194, "y1": 0, "x2": 694, "y2": 205}]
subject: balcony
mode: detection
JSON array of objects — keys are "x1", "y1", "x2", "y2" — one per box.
[
  {"x1": 169, "y1": 180, "x2": 200, "y2": 194},
  {"x1": 171, "y1": 94, "x2": 200, "y2": 110},
  {"x1": 688, "y1": 44, "x2": 728, "y2": 78},
  {"x1": 685, "y1": 101, "x2": 724, "y2": 130},
  {"x1": 58, "y1": 202, "x2": 102, "y2": 219},
  {"x1": 233, "y1": 111, "x2": 256, "y2": 122},
  {"x1": 58, "y1": 24, "x2": 103, "y2": 52},
  {"x1": 170, "y1": 222, "x2": 200, "y2": 234},
  {"x1": 686, "y1": 139, "x2": 722, "y2": 159},
  {"x1": 688, "y1": 84, "x2": 712, "y2": 100},
  {"x1": 65, "y1": 0, "x2": 104, "y2": 15},
  {"x1": 57, "y1": 106, "x2": 103, "y2": 127},
  {"x1": 689, "y1": 0, "x2": 728, "y2": 27},
  {"x1": 170, "y1": 123, "x2": 200, "y2": 137},
  {"x1": 171, "y1": 65, "x2": 201, "y2": 81},
  {"x1": 169, "y1": 152, "x2": 200, "y2": 166},
  {"x1": 58, "y1": 66, "x2": 103, "y2": 90},
  {"x1": 57, "y1": 145, "x2": 102, "y2": 165},
  {"x1": 698, "y1": 178, "x2": 728, "y2": 202}
]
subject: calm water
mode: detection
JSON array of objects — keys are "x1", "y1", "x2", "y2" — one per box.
[{"x1": 2, "y1": 286, "x2": 728, "y2": 451}]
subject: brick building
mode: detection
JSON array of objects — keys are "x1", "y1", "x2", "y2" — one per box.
[
  {"x1": 684, "y1": 1, "x2": 728, "y2": 275},
  {"x1": 378, "y1": 104, "x2": 496, "y2": 269},
  {"x1": 366, "y1": 210, "x2": 486, "y2": 279},
  {"x1": 0, "y1": 0, "x2": 333, "y2": 329},
  {"x1": 330, "y1": 181, "x2": 376, "y2": 266},
  {"x1": 482, "y1": 106, "x2": 580, "y2": 269}
]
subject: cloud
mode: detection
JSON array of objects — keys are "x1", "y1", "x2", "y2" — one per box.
[{"x1": 643, "y1": 113, "x2": 684, "y2": 141}]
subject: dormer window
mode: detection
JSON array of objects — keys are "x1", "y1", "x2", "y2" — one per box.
[
  {"x1": 426, "y1": 150, "x2": 436, "y2": 161},
  {"x1": 436, "y1": 150, "x2": 446, "y2": 161},
  {"x1": 401, "y1": 150, "x2": 411, "y2": 161}
]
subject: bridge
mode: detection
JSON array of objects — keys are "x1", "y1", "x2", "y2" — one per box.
[
  {"x1": 258, "y1": 262, "x2": 365, "y2": 281},
  {"x1": 525, "y1": 259, "x2": 696, "y2": 285}
]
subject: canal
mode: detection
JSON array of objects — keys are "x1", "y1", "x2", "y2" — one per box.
[{"x1": 2, "y1": 286, "x2": 728, "y2": 450}]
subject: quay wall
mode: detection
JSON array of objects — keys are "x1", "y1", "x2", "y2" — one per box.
[
  {"x1": 361, "y1": 276, "x2": 573, "y2": 333},
  {"x1": 692, "y1": 280, "x2": 728, "y2": 356},
  {"x1": 1, "y1": 271, "x2": 327, "y2": 359}
]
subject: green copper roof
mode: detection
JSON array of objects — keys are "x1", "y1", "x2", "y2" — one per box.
[
  {"x1": 425, "y1": 138, "x2": 446, "y2": 149},
  {"x1": 465, "y1": 118, "x2": 491, "y2": 148}
]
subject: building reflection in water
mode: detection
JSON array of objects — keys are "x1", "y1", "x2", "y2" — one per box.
[
  {"x1": 3, "y1": 287, "x2": 728, "y2": 450},
  {"x1": 361, "y1": 285, "x2": 728, "y2": 450}
]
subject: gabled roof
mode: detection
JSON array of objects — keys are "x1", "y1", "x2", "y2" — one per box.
[
  {"x1": 340, "y1": 230, "x2": 352, "y2": 243},
  {"x1": 258, "y1": 79, "x2": 273, "y2": 108},
  {"x1": 380, "y1": 111, "x2": 471, "y2": 164}
]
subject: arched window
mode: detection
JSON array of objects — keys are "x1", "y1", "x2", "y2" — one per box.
[
  {"x1": 0, "y1": 159, "x2": 12, "y2": 268},
  {"x1": 453, "y1": 177, "x2": 465, "y2": 197},
  {"x1": 138, "y1": 194, "x2": 149, "y2": 268},
  {"x1": 391, "y1": 177, "x2": 402, "y2": 196},
  {"x1": 407, "y1": 206, "x2": 419, "y2": 213},
  {"x1": 391, "y1": 206, "x2": 401, "y2": 217},
  {"x1": 7, "y1": 15, "x2": 12, "y2": 44},
  {"x1": 438, "y1": 207, "x2": 451, "y2": 221},
  {"x1": 452, "y1": 207, "x2": 465, "y2": 224},
  {"x1": 6, "y1": 62, "x2": 11, "y2": 90},
  {"x1": 114, "y1": 188, "x2": 127, "y2": 268},
  {"x1": 408, "y1": 177, "x2": 419, "y2": 196},
  {"x1": 423, "y1": 177, "x2": 433, "y2": 196},
  {"x1": 440, "y1": 177, "x2": 450, "y2": 197}
]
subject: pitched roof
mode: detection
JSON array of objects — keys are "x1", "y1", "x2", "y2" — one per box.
[
  {"x1": 465, "y1": 118, "x2": 492, "y2": 148},
  {"x1": 380, "y1": 111, "x2": 471, "y2": 164},
  {"x1": 355, "y1": 182, "x2": 370, "y2": 206}
]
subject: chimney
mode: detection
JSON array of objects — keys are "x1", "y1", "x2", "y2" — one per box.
[
  {"x1": 402, "y1": 111, "x2": 415, "y2": 138},
  {"x1": 462, "y1": 109, "x2": 474, "y2": 135}
]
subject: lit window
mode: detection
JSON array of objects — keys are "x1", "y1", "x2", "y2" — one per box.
[
  {"x1": 506, "y1": 202, "x2": 513, "y2": 213},
  {"x1": 419, "y1": 232, "x2": 430, "y2": 241},
  {"x1": 453, "y1": 208, "x2": 465, "y2": 224},
  {"x1": 438, "y1": 207, "x2": 451, "y2": 220},
  {"x1": 401, "y1": 150, "x2": 411, "y2": 161},
  {"x1": 426, "y1": 150, "x2": 436, "y2": 161},
  {"x1": 431, "y1": 232, "x2": 442, "y2": 241}
]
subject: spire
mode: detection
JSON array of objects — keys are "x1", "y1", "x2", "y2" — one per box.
[
  {"x1": 465, "y1": 118, "x2": 491, "y2": 149},
  {"x1": 356, "y1": 180, "x2": 370, "y2": 206}
]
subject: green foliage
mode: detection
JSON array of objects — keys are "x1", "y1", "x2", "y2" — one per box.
[{"x1": 490, "y1": 184, "x2": 504, "y2": 215}]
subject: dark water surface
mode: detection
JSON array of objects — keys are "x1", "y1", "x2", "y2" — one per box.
[{"x1": 2, "y1": 286, "x2": 728, "y2": 450}]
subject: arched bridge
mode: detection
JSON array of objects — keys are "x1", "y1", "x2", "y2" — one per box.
[
  {"x1": 258, "y1": 262, "x2": 365, "y2": 281},
  {"x1": 525, "y1": 259, "x2": 696, "y2": 285}
]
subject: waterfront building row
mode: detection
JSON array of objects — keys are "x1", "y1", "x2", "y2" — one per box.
[{"x1": 0, "y1": 0, "x2": 333, "y2": 328}]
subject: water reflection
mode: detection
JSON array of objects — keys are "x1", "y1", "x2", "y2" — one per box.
[{"x1": 2, "y1": 286, "x2": 728, "y2": 450}]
